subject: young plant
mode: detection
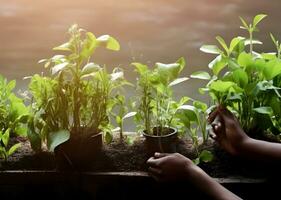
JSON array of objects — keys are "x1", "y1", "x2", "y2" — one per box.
[
  {"x1": 176, "y1": 100, "x2": 210, "y2": 144},
  {"x1": 192, "y1": 14, "x2": 281, "y2": 137},
  {"x1": 133, "y1": 57, "x2": 189, "y2": 135},
  {"x1": 175, "y1": 99, "x2": 213, "y2": 164},
  {"x1": 0, "y1": 75, "x2": 29, "y2": 160},
  {"x1": 111, "y1": 94, "x2": 136, "y2": 143},
  {"x1": 0, "y1": 128, "x2": 21, "y2": 161},
  {"x1": 27, "y1": 24, "x2": 128, "y2": 152}
]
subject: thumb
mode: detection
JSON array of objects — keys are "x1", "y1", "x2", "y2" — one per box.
[
  {"x1": 154, "y1": 152, "x2": 169, "y2": 158},
  {"x1": 217, "y1": 106, "x2": 234, "y2": 123}
]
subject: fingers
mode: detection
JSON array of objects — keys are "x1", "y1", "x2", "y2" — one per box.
[
  {"x1": 147, "y1": 157, "x2": 160, "y2": 167},
  {"x1": 148, "y1": 163, "x2": 163, "y2": 182},
  {"x1": 209, "y1": 120, "x2": 224, "y2": 141},
  {"x1": 208, "y1": 107, "x2": 219, "y2": 123},
  {"x1": 212, "y1": 122, "x2": 222, "y2": 133},
  {"x1": 217, "y1": 106, "x2": 236, "y2": 123},
  {"x1": 148, "y1": 166, "x2": 162, "y2": 175},
  {"x1": 209, "y1": 131, "x2": 217, "y2": 140}
]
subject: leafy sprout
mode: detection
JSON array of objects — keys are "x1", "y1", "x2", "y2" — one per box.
[
  {"x1": 27, "y1": 24, "x2": 128, "y2": 152},
  {"x1": 192, "y1": 14, "x2": 281, "y2": 136},
  {"x1": 133, "y1": 57, "x2": 189, "y2": 135}
]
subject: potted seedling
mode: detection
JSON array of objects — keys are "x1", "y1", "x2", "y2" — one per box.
[
  {"x1": 27, "y1": 24, "x2": 128, "y2": 170},
  {"x1": 133, "y1": 57, "x2": 189, "y2": 155},
  {"x1": 0, "y1": 75, "x2": 29, "y2": 161},
  {"x1": 191, "y1": 14, "x2": 281, "y2": 139}
]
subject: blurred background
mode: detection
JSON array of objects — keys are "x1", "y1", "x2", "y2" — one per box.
[{"x1": 0, "y1": 0, "x2": 280, "y2": 101}]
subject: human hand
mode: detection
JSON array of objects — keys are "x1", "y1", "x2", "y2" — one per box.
[
  {"x1": 146, "y1": 152, "x2": 196, "y2": 182},
  {"x1": 208, "y1": 105, "x2": 250, "y2": 156}
]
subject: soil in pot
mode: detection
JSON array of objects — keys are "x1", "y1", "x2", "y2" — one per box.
[
  {"x1": 142, "y1": 127, "x2": 178, "y2": 156},
  {"x1": 54, "y1": 132, "x2": 103, "y2": 171}
]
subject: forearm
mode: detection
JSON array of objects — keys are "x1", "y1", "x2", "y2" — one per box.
[
  {"x1": 187, "y1": 165, "x2": 241, "y2": 200},
  {"x1": 238, "y1": 137, "x2": 281, "y2": 162}
]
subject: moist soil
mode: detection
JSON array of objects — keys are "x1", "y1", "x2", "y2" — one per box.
[{"x1": 0, "y1": 136, "x2": 279, "y2": 179}]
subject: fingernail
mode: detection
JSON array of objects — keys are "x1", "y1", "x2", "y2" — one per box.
[{"x1": 155, "y1": 152, "x2": 160, "y2": 157}]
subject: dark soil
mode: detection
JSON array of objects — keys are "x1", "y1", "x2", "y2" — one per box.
[{"x1": 0, "y1": 136, "x2": 279, "y2": 179}]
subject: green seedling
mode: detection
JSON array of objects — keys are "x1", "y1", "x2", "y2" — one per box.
[
  {"x1": 192, "y1": 14, "x2": 281, "y2": 137},
  {"x1": 132, "y1": 57, "x2": 189, "y2": 135},
  {"x1": 27, "y1": 24, "x2": 128, "y2": 151}
]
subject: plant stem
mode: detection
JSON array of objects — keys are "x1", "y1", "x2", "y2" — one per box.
[{"x1": 249, "y1": 29, "x2": 253, "y2": 55}]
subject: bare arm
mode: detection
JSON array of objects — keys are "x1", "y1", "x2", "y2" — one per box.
[
  {"x1": 238, "y1": 137, "x2": 281, "y2": 161},
  {"x1": 147, "y1": 153, "x2": 241, "y2": 200},
  {"x1": 209, "y1": 106, "x2": 281, "y2": 162}
]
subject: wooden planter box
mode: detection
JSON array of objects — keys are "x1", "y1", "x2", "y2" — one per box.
[
  {"x1": 1, "y1": 136, "x2": 279, "y2": 199},
  {"x1": 0, "y1": 170, "x2": 278, "y2": 200}
]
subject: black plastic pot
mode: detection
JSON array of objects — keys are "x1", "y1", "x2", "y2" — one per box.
[
  {"x1": 54, "y1": 132, "x2": 103, "y2": 171},
  {"x1": 142, "y1": 127, "x2": 178, "y2": 156}
]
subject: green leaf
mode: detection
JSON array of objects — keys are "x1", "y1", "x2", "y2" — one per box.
[
  {"x1": 176, "y1": 111, "x2": 191, "y2": 128},
  {"x1": 132, "y1": 63, "x2": 148, "y2": 74},
  {"x1": 270, "y1": 33, "x2": 278, "y2": 46},
  {"x1": 7, "y1": 80, "x2": 16, "y2": 91},
  {"x1": 47, "y1": 130, "x2": 70, "y2": 152},
  {"x1": 179, "y1": 96, "x2": 190, "y2": 105},
  {"x1": 82, "y1": 62, "x2": 101, "y2": 75},
  {"x1": 8, "y1": 143, "x2": 21, "y2": 156},
  {"x1": 256, "y1": 80, "x2": 275, "y2": 91},
  {"x1": 193, "y1": 100, "x2": 207, "y2": 112},
  {"x1": 105, "y1": 132, "x2": 113, "y2": 144},
  {"x1": 14, "y1": 125, "x2": 27, "y2": 137},
  {"x1": 176, "y1": 57, "x2": 186, "y2": 72},
  {"x1": 228, "y1": 59, "x2": 240, "y2": 70},
  {"x1": 168, "y1": 77, "x2": 189, "y2": 86},
  {"x1": 208, "y1": 55, "x2": 227, "y2": 76},
  {"x1": 44, "y1": 61, "x2": 51, "y2": 68},
  {"x1": 38, "y1": 59, "x2": 48, "y2": 64},
  {"x1": 261, "y1": 53, "x2": 276, "y2": 60},
  {"x1": 254, "y1": 58, "x2": 266, "y2": 72},
  {"x1": 229, "y1": 37, "x2": 243, "y2": 53},
  {"x1": 177, "y1": 105, "x2": 198, "y2": 122},
  {"x1": 116, "y1": 116, "x2": 122, "y2": 125},
  {"x1": 216, "y1": 36, "x2": 228, "y2": 53},
  {"x1": 239, "y1": 17, "x2": 249, "y2": 30},
  {"x1": 51, "y1": 62, "x2": 69, "y2": 75},
  {"x1": 80, "y1": 32, "x2": 97, "y2": 59},
  {"x1": 253, "y1": 107, "x2": 273, "y2": 115},
  {"x1": 15, "y1": 114, "x2": 29, "y2": 124},
  {"x1": 2, "y1": 129, "x2": 10, "y2": 147},
  {"x1": 244, "y1": 39, "x2": 263, "y2": 46},
  {"x1": 190, "y1": 71, "x2": 211, "y2": 80},
  {"x1": 270, "y1": 97, "x2": 281, "y2": 115},
  {"x1": 156, "y1": 62, "x2": 182, "y2": 84},
  {"x1": 199, "y1": 150, "x2": 213, "y2": 163},
  {"x1": 122, "y1": 112, "x2": 137, "y2": 120},
  {"x1": 97, "y1": 35, "x2": 120, "y2": 51},
  {"x1": 27, "y1": 126, "x2": 42, "y2": 152},
  {"x1": 111, "y1": 70, "x2": 124, "y2": 81},
  {"x1": 209, "y1": 80, "x2": 236, "y2": 93},
  {"x1": 200, "y1": 45, "x2": 221, "y2": 54},
  {"x1": 253, "y1": 14, "x2": 267, "y2": 27},
  {"x1": 193, "y1": 158, "x2": 200, "y2": 165},
  {"x1": 232, "y1": 69, "x2": 248, "y2": 88},
  {"x1": 263, "y1": 59, "x2": 281, "y2": 80},
  {"x1": 237, "y1": 52, "x2": 253, "y2": 67},
  {"x1": 126, "y1": 136, "x2": 135, "y2": 145},
  {"x1": 53, "y1": 42, "x2": 72, "y2": 51}
]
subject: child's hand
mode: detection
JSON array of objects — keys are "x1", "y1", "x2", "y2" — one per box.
[
  {"x1": 208, "y1": 106, "x2": 250, "y2": 156},
  {"x1": 146, "y1": 152, "x2": 196, "y2": 182}
]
